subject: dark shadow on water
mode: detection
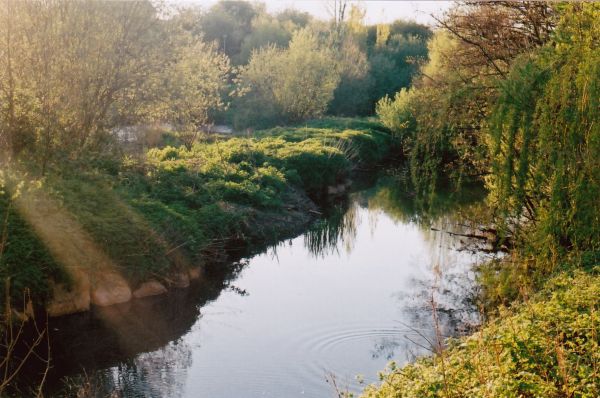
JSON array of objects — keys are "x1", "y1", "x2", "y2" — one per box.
[{"x1": 12, "y1": 261, "x2": 248, "y2": 397}]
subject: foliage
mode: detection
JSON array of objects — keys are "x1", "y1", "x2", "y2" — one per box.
[
  {"x1": 195, "y1": 0, "x2": 259, "y2": 64},
  {"x1": 376, "y1": 2, "x2": 560, "y2": 196},
  {"x1": 438, "y1": 2, "x2": 556, "y2": 79},
  {"x1": 376, "y1": 89, "x2": 416, "y2": 144},
  {"x1": 366, "y1": 33, "x2": 429, "y2": 110},
  {"x1": 200, "y1": 0, "x2": 432, "y2": 126},
  {"x1": 328, "y1": 17, "x2": 431, "y2": 117},
  {"x1": 142, "y1": 34, "x2": 231, "y2": 150},
  {"x1": 376, "y1": 29, "x2": 497, "y2": 193},
  {"x1": 195, "y1": 2, "x2": 312, "y2": 66},
  {"x1": 362, "y1": 270, "x2": 600, "y2": 398},
  {"x1": 0, "y1": 179, "x2": 66, "y2": 307},
  {"x1": 1, "y1": 118, "x2": 393, "y2": 302},
  {"x1": 235, "y1": 29, "x2": 341, "y2": 127},
  {"x1": 367, "y1": 6, "x2": 600, "y2": 397},
  {"x1": 0, "y1": 0, "x2": 430, "y2": 153},
  {"x1": 237, "y1": 14, "x2": 292, "y2": 64},
  {"x1": 120, "y1": 118, "x2": 392, "y2": 265},
  {"x1": 328, "y1": 36, "x2": 372, "y2": 116},
  {"x1": 0, "y1": 0, "x2": 233, "y2": 168},
  {"x1": 488, "y1": 3, "x2": 600, "y2": 262}
]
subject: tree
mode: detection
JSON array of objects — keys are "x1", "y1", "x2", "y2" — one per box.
[
  {"x1": 277, "y1": 30, "x2": 340, "y2": 120},
  {"x1": 237, "y1": 29, "x2": 340, "y2": 126},
  {"x1": 376, "y1": 1, "x2": 558, "y2": 191},
  {"x1": 328, "y1": 35, "x2": 372, "y2": 116},
  {"x1": 436, "y1": 1, "x2": 556, "y2": 79},
  {"x1": 0, "y1": 0, "x2": 170, "y2": 168},
  {"x1": 328, "y1": 4, "x2": 372, "y2": 116},
  {"x1": 198, "y1": 1, "x2": 260, "y2": 64},
  {"x1": 326, "y1": 0, "x2": 349, "y2": 49},
  {"x1": 153, "y1": 38, "x2": 231, "y2": 150},
  {"x1": 488, "y1": 3, "x2": 600, "y2": 258},
  {"x1": 238, "y1": 14, "x2": 292, "y2": 65},
  {"x1": 0, "y1": 1, "x2": 234, "y2": 164}
]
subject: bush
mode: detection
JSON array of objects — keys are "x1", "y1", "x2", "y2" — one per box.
[
  {"x1": 363, "y1": 270, "x2": 600, "y2": 398},
  {"x1": 1, "y1": 118, "x2": 393, "y2": 303}
]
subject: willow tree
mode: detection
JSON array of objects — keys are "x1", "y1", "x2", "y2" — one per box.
[
  {"x1": 375, "y1": 2, "x2": 559, "y2": 213},
  {"x1": 377, "y1": 31, "x2": 488, "y2": 201},
  {"x1": 488, "y1": 3, "x2": 600, "y2": 261}
]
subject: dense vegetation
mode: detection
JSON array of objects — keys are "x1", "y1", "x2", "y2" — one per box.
[
  {"x1": 367, "y1": 3, "x2": 599, "y2": 397},
  {"x1": 363, "y1": 270, "x2": 599, "y2": 398},
  {"x1": 0, "y1": 1, "x2": 598, "y2": 397},
  {"x1": 0, "y1": 118, "x2": 392, "y2": 305},
  {"x1": 377, "y1": 1, "x2": 599, "y2": 295},
  {"x1": 0, "y1": 0, "x2": 423, "y2": 310},
  {"x1": 0, "y1": 0, "x2": 429, "y2": 166}
]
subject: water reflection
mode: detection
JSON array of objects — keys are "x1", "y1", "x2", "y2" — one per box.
[
  {"x1": 44, "y1": 263, "x2": 247, "y2": 396},
  {"x1": 299, "y1": 173, "x2": 486, "y2": 364},
  {"x1": 66, "y1": 342, "x2": 192, "y2": 398},
  {"x1": 303, "y1": 200, "x2": 359, "y2": 258},
  {"x1": 42, "y1": 173, "x2": 487, "y2": 398},
  {"x1": 303, "y1": 173, "x2": 486, "y2": 259}
]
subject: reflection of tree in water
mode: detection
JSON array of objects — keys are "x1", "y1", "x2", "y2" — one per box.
[
  {"x1": 303, "y1": 199, "x2": 360, "y2": 258},
  {"x1": 301, "y1": 168, "x2": 487, "y2": 259},
  {"x1": 368, "y1": 281, "x2": 480, "y2": 365},
  {"x1": 362, "y1": 173, "x2": 488, "y2": 364},
  {"x1": 303, "y1": 172, "x2": 489, "y2": 363},
  {"x1": 369, "y1": 272, "x2": 480, "y2": 365},
  {"x1": 41, "y1": 260, "x2": 250, "y2": 397},
  {"x1": 61, "y1": 341, "x2": 192, "y2": 398},
  {"x1": 361, "y1": 168, "x2": 487, "y2": 228},
  {"x1": 375, "y1": 229, "x2": 483, "y2": 364}
]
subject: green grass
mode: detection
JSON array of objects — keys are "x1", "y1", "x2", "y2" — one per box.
[
  {"x1": 44, "y1": 172, "x2": 173, "y2": 284},
  {"x1": 0, "y1": 189, "x2": 68, "y2": 307},
  {"x1": 361, "y1": 268, "x2": 600, "y2": 398},
  {"x1": 1, "y1": 118, "x2": 394, "y2": 305}
]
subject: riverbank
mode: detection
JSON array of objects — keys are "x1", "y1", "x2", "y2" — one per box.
[
  {"x1": 361, "y1": 268, "x2": 599, "y2": 398},
  {"x1": 32, "y1": 171, "x2": 486, "y2": 398},
  {"x1": 0, "y1": 117, "x2": 395, "y2": 316}
]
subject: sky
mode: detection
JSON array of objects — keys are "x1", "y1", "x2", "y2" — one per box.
[
  {"x1": 265, "y1": 1, "x2": 452, "y2": 25},
  {"x1": 178, "y1": 1, "x2": 453, "y2": 26}
]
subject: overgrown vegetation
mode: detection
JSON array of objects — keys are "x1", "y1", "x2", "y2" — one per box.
[
  {"x1": 0, "y1": 0, "x2": 598, "y2": 396},
  {"x1": 363, "y1": 270, "x2": 599, "y2": 398},
  {"x1": 201, "y1": 1, "x2": 431, "y2": 128},
  {"x1": 0, "y1": 118, "x2": 393, "y2": 305},
  {"x1": 366, "y1": 3, "x2": 599, "y2": 397},
  {"x1": 0, "y1": 0, "x2": 423, "y2": 311},
  {"x1": 377, "y1": 1, "x2": 598, "y2": 285}
]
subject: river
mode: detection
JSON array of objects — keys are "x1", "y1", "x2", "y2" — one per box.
[{"x1": 43, "y1": 174, "x2": 487, "y2": 397}]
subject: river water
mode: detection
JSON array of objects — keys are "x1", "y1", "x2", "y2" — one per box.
[{"x1": 44, "y1": 175, "x2": 487, "y2": 397}]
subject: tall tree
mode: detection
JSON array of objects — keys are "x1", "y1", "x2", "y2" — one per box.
[{"x1": 236, "y1": 29, "x2": 340, "y2": 126}]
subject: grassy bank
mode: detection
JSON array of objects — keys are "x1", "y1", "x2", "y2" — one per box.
[
  {"x1": 361, "y1": 267, "x2": 599, "y2": 398},
  {"x1": 0, "y1": 118, "x2": 393, "y2": 307}
]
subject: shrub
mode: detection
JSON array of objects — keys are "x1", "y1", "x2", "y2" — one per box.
[{"x1": 363, "y1": 270, "x2": 600, "y2": 398}]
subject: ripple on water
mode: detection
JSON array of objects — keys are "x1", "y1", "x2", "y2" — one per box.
[{"x1": 285, "y1": 322, "x2": 411, "y2": 393}]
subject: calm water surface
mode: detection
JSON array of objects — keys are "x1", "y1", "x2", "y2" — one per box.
[{"x1": 46, "y1": 176, "x2": 486, "y2": 397}]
